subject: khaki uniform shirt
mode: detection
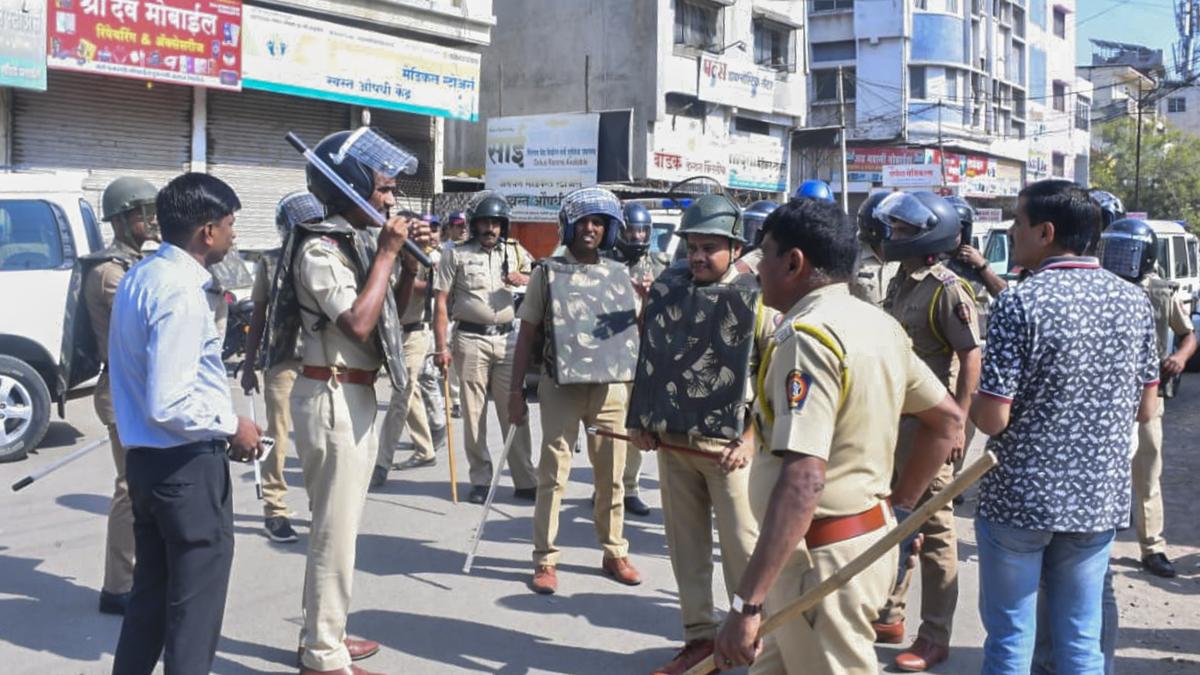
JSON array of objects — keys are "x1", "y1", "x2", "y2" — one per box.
[
  {"x1": 1142, "y1": 273, "x2": 1194, "y2": 360},
  {"x1": 84, "y1": 240, "x2": 142, "y2": 424},
  {"x1": 434, "y1": 239, "x2": 532, "y2": 325},
  {"x1": 293, "y1": 217, "x2": 382, "y2": 370},
  {"x1": 751, "y1": 283, "x2": 946, "y2": 521},
  {"x1": 251, "y1": 251, "x2": 278, "y2": 306},
  {"x1": 399, "y1": 246, "x2": 440, "y2": 325},
  {"x1": 850, "y1": 243, "x2": 899, "y2": 307},
  {"x1": 884, "y1": 261, "x2": 981, "y2": 387}
]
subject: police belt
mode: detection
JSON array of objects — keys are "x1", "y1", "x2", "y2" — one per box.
[
  {"x1": 805, "y1": 501, "x2": 889, "y2": 550},
  {"x1": 402, "y1": 321, "x2": 428, "y2": 333},
  {"x1": 457, "y1": 320, "x2": 513, "y2": 336},
  {"x1": 301, "y1": 365, "x2": 379, "y2": 386}
]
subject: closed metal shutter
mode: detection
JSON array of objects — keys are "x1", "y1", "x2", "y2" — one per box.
[
  {"x1": 369, "y1": 108, "x2": 436, "y2": 214},
  {"x1": 12, "y1": 71, "x2": 192, "y2": 215},
  {"x1": 207, "y1": 89, "x2": 350, "y2": 250}
]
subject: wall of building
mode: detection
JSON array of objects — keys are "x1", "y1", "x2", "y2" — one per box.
[{"x1": 1159, "y1": 85, "x2": 1200, "y2": 138}]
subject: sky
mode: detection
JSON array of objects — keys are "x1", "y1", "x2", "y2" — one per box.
[{"x1": 1075, "y1": 0, "x2": 1181, "y2": 70}]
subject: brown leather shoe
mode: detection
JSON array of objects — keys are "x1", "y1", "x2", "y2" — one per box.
[
  {"x1": 296, "y1": 638, "x2": 381, "y2": 666},
  {"x1": 894, "y1": 637, "x2": 950, "y2": 672},
  {"x1": 601, "y1": 556, "x2": 642, "y2": 586},
  {"x1": 653, "y1": 639, "x2": 714, "y2": 675},
  {"x1": 531, "y1": 565, "x2": 558, "y2": 594},
  {"x1": 299, "y1": 664, "x2": 383, "y2": 675},
  {"x1": 872, "y1": 619, "x2": 905, "y2": 644}
]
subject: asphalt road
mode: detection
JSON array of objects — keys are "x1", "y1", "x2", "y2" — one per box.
[{"x1": 1, "y1": 376, "x2": 1197, "y2": 674}]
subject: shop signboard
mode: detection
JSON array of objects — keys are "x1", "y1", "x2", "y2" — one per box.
[
  {"x1": 486, "y1": 113, "x2": 600, "y2": 222},
  {"x1": 1, "y1": 0, "x2": 48, "y2": 90}
]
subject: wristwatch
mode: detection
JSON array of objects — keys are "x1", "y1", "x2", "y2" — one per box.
[{"x1": 731, "y1": 593, "x2": 763, "y2": 616}]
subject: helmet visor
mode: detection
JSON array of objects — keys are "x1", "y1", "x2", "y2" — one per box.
[
  {"x1": 1099, "y1": 230, "x2": 1152, "y2": 279},
  {"x1": 277, "y1": 192, "x2": 325, "y2": 231},
  {"x1": 874, "y1": 193, "x2": 935, "y2": 235},
  {"x1": 336, "y1": 127, "x2": 418, "y2": 177}
]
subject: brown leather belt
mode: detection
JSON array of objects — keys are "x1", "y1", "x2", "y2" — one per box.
[
  {"x1": 301, "y1": 365, "x2": 378, "y2": 386},
  {"x1": 457, "y1": 320, "x2": 512, "y2": 336},
  {"x1": 806, "y1": 501, "x2": 889, "y2": 550}
]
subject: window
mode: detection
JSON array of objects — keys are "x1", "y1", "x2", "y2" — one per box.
[
  {"x1": 915, "y1": 0, "x2": 928, "y2": 8},
  {"x1": 811, "y1": 40, "x2": 856, "y2": 63},
  {"x1": 947, "y1": 0, "x2": 958, "y2": 12},
  {"x1": 945, "y1": 69, "x2": 958, "y2": 101},
  {"x1": 1173, "y1": 236, "x2": 1190, "y2": 278},
  {"x1": 674, "y1": 0, "x2": 719, "y2": 50},
  {"x1": 1053, "y1": 7, "x2": 1066, "y2": 38},
  {"x1": 665, "y1": 92, "x2": 707, "y2": 119},
  {"x1": 1188, "y1": 238, "x2": 1198, "y2": 278},
  {"x1": 79, "y1": 198, "x2": 104, "y2": 253},
  {"x1": 1051, "y1": 152, "x2": 1065, "y2": 177},
  {"x1": 753, "y1": 18, "x2": 793, "y2": 70},
  {"x1": 812, "y1": 0, "x2": 853, "y2": 10},
  {"x1": 814, "y1": 68, "x2": 855, "y2": 101},
  {"x1": 984, "y1": 230, "x2": 1010, "y2": 273},
  {"x1": 910, "y1": 66, "x2": 927, "y2": 99},
  {"x1": 1169, "y1": 97, "x2": 1187, "y2": 113},
  {"x1": 0, "y1": 200, "x2": 66, "y2": 271},
  {"x1": 734, "y1": 116, "x2": 771, "y2": 135},
  {"x1": 1075, "y1": 98, "x2": 1090, "y2": 130},
  {"x1": 1053, "y1": 82, "x2": 1066, "y2": 112}
]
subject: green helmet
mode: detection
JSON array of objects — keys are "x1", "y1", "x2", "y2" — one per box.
[
  {"x1": 676, "y1": 194, "x2": 744, "y2": 243},
  {"x1": 468, "y1": 192, "x2": 511, "y2": 239},
  {"x1": 102, "y1": 177, "x2": 158, "y2": 222}
]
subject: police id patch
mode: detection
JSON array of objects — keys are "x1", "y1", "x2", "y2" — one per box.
[
  {"x1": 954, "y1": 302, "x2": 973, "y2": 325},
  {"x1": 787, "y1": 370, "x2": 813, "y2": 413}
]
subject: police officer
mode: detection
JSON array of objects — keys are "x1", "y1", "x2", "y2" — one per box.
[
  {"x1": 850, "y1": 191, "x2": 900, "y2": 306},
  {"x1": 712, "y1": 198, "x2": 962, "y2": 674},
  {"x1": 84, "y1": 176, "x2": 159, "y2": 615},
  {"x1": 290, "y1": 129, "x2": 428, "y2": 674},
  {"x1": 1098, "y1": 218, "x2": 1198, "y2": 579},
  {"x1": 241, "y1": 191, "x2": 325, "y2": 544},
  {"x1": 626, "y1": 194, "x2": 770, "y2": 674},
  {"x1": 873, "y1": 191, "x2": 981, "y2": 672},
  {"x1": 793, "y1": 178, "x2": 836, "y2": 203},
  {"x1": 433, "y1": 193, "x2": 537, "y2": 504},
  {"x1": 441, "y1": 210, "x2": 467, "y2": 417},
  {"x1": 732, "y1": 199, "x2": 779, "y2": 276},
  {"x1": 510, "y1": 187, "x2": 643, "y2": 595}
]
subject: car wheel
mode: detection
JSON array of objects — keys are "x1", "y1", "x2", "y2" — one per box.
[{"x1": 0, "y1": 355, "x2": 52, "y2": 463}]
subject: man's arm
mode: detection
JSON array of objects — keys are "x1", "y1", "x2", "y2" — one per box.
[
  {"x1": 894, "y1": 394, "x2": 962, "y2": 508},
  {"x1": 972, "y1": 394, "x2": 1011, "y2": 437},
  {"x1": 952, "y1": 347, "x2": 981, "y2": 460},
  {"x1": 391, "y1": 254, "x2": 419, "y2": 318},
  {"x1": 507, "y1": 319, "x2": 538, "y2": 426},
  {"x1": 434, "y1": 290, "x2": 451, "y2": 369}
]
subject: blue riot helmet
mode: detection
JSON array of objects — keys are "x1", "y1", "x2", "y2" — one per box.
[
  {"x1": 742, "y1": 200, "x2": 779, "y2": 248},
  {"x1": 794, "y1": 179, "x2": 835, "y2": 203},
  {"x1": 1099, "y1": 218, "x2": 1157, "y2": 281},
  {"x1": 275, "y1": 191, "x2": 325, "y2": 241},
  {"x1": 617, "y1": 202, "x2": 654, "y2": 259},
  {"x1": 944, "y1": 195, "x2": 975, "y2": 248}
]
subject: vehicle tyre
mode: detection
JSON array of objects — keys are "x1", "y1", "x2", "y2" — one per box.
[{"x1": 0, "y1": 355, "x2": 52, "y2": 463}]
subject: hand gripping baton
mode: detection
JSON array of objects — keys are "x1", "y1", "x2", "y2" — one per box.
[
  {"x1": 245, "y1": 399, "x2": 267, "y2": 500},
  {"x1": 285, "y1": 131, "x2": 432, "y2": 268},
  {"x1": 462, "y1": 425, "x2": 520, "y2": 574},
  {"x1": 11, "y1": 437, "x2": 110, "y2": 492}
]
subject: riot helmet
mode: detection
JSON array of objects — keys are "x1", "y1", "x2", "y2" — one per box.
[
  {"x1": 306, "y1": 130, "x2": 375, "y2": 214},
  {"x1": 468, "y1": 192, "x2": 511, "y2": 240},
  {"x1": 676, "y1": 194, "x2": 745, "y2": 244},
  {"x1": 102, "y1": 176, "x2": 158, "y2": 224},
  {"x1": 944, "y1": 195, "x2": 975, "y2": 248},
  {"x1": 275, "y1": 191, "x2": 325, "y2": 241},
  {"x1": 794, "y1": 179, "x2": 835, "y2": 203},
  {"x1": 1098, "y1": 218, "x2": 1156, "y2": 281},
  {"x1": 742, "y1": 200, "x2": 779, "y2": 248},
  {"x1": 558, "y1": 187, "x2": 623, "y2": 250},
  {"x1": 617, "y1": 202, "x2": 654, "y2": 259},
  {"x1": 1090, "y1": 189, "x2": 1126, "y2": 230},
  {"x1": 876, "y1": 191, "x2": 961, "y2": 262},
  {"x1": 856, "y1": 191, "x2": 891, "y2": 247}
]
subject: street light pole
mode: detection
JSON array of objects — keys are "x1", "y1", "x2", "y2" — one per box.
[
  {"x1": 1133, "y1": 79, "x2": 1144, "y2": 211},
  {"x1": 837, "y1": 65, "x2": 849, "y2": 211}
]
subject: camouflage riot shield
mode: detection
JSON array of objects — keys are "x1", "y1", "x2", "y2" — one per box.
[
  {"x1": 626, "y1": 267, "x2": 759, "y2": 441},
  {"x1": 542, "y1": 257, "x2": 639, "y2": 385},
  {"x1": 349, "y1": 227, "x2": 407, "y2": 391}
]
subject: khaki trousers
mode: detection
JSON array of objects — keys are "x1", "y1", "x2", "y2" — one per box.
[
  {"x1": 657, "y1": 432, "x2": 758, "y2": 641},
  {"x1": 377, "y1": 329, "x2": 435, "y2": 467},
  {"x1": 291, "y1": 376, "x2": 378, "y2": 672},
  {"x1": 623, "y1": 440, "x2": 643, "y2": 497},
  {"x1": 879, "y1": 419, "x2": 958, "y2": 646},
  {"x1": 1133, "y1": 400, "x2": 1167, "y2": 556},
  {"x1": 532, "y1": 378, "x2": 630, "y2": 566},
  {"x1": 262, "y1": 361, "x2": 299, "y2": 518},
  {"x1": 751, "y1": 513, "x2": 897, "y2": 675},
  {"x1": 101, "y1": 422, "x2": 134, "y2": 595},
  {"x1": 453, "y1": 330, "x2": 535, "y2": 489}
]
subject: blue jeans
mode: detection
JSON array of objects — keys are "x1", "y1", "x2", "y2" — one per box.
[
  {"x1": 1031, "y1": 565, "x2": 1117, "y2": 675},
  {"x1": 976, "y1": 517, "x2": 1115, "y2": 675}
]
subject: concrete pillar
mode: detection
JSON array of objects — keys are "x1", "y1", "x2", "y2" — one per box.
[
  {"x1": 191, "y1": 86, "x2": 207, "y2": 172},
  {"x1": 0, "y1": 87, "x2": 12, "y2": 167}
]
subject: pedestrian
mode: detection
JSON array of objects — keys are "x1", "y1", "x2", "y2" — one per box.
[
  {"x1": 287, "y1": 129, "x2": 429, "y2": 674},
  {"x1": 625, "y1": 194, "x2": 771, "y2": 674},
  {"x1": 849, "y1": 191, "x2": 900, "y2": 306},
  {"x1": 872, "y1": 191, "x2": 981, "y2": 672},
  {"x1": 510, "y1": 187, "x2": 643, "y2": 595},
  {"x1": 433, "y1": 193, "x2": 537, "y2": 505},
  {"x1": 1097, "y1": 217, "x2": 1197, "y2": 577},
  {"x1": 80, "y1": 176, "x2": 160, "y2": 616},
  {"x1": 240, "y1": 190, "x2": 326, "y2": 543},
  {"x1": 971, "y1": 179, "x2": 1161, "y2": 674},
  {"x1": 108, "y1": 172, "x2": 264, "y2": 675},
  {"x1": 711, "y1": 197, "x2": 962, "y2": 674},
  {"x1": 372, "y1": 211, "x2": 443, "y2": 488}
]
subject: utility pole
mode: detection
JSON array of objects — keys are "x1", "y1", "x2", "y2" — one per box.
[
  {"x1": 837, "y1": 65, "x2": 849, "y2": 211},
  {"x1": 937, "y1": 99, "x2": 948, "y2": 191},
  {"x1": 1134, "y1": 79, "x2": 1143, "y2": 211}
]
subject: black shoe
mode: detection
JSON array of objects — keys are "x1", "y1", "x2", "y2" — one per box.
[
  {"x1": 624, "y1": 495, "x2": 651, "y2": 517},
  {"x1": 1142, "y1": 552, "x2": 1177, "y2": 578},
  {"x1": 396, "y1": 454, "x2": 437, "y2": 470},
  {"x1": 468, "y1": 485, "x2": 489, "y2": 504},
  {"x1": 513, "y1": 487, "x2": 537, "y2": 502},
  {"x1": 98, "y1": 591, "x2": 130, "y2": 616},
  {"x1": 369, "y1": 465, "x2": 388, "y2": 490},
  {"x1": 264, "y1": 516, "x2": 299, "y2": 543}
]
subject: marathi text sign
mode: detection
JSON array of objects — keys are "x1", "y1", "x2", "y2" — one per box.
[
  {"x1": 48, "y1": 0, "x2": 243, "y2": 90},
  {"x1": 1, "y1": 0, "x2": 48, "y2": 90},
  {"x1": 728, "y1": 134, "x2": 788, "y2": 192},
  {"x1": 242, "y1": 5, "x2": 480, "y2": 121},
  {"x1": 486, "y1": 113, "x2": 600, "y2": 222},
  {"x1": 883, "y1": 164, "x2": 943, "y2": 188},
  {"x1": 697, "y1": 53, "x2": 777, "y2": 113}
]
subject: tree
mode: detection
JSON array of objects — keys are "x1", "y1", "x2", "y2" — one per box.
[{"x1": 1090, "y1": 117, "x2": 1200, "y2": 229}]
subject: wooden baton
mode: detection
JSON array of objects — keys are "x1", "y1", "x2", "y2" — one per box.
[
  {"x1": 684, "y1": 450, "x2": 999, "y2": 675},
  {"x1": 585, "y1": 426, "x2": 723, "y2": 463},
  {"x1": 443, "y1": 373, "x2": 459, "y2": 504}
]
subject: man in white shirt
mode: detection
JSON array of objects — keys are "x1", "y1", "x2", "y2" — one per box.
[{"x1": 109, "y1": 172, "x2": 263, "y2": 675}]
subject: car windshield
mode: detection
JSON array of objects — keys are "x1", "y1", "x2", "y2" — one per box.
[{"x1": 0, "y1": 200, "x2": 65, "y2": 271}]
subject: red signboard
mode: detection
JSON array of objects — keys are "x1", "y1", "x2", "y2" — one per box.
[{"x1": 48, "y1": 0, "x2": 242, "y2": 90}]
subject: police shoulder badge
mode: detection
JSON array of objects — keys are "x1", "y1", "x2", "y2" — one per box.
[
  {"x1": 954, "y1": 301, "x2": 972, "y2": 325},
  {"x1": 786, "y1": 370, "x2": 812, "y2": 413}
]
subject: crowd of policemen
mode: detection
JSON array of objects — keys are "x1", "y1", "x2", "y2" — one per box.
[{"x1": 76, "y1": 126, "x2": 1194, "y2": 675}]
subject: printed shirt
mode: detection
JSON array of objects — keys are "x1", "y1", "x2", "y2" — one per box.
[
  {"x1": 977, "y1": 257, "x2": 1160, "y2": 532},
  {"x1": 108, "y1": 243, "x2": 238, "y2": 449}
]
